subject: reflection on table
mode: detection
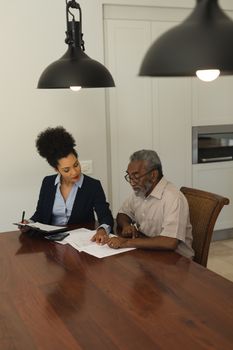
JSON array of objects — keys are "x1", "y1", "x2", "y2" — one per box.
[{"x1": 0, "y1": 229, "x2": 233, "y2": 350}]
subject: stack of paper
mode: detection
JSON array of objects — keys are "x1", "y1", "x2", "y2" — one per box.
[{"x1": 57, "y1": 228, "x2": 135, "y2": 258}]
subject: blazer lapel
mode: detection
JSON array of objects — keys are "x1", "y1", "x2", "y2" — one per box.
[{"x1": 68, "y1": 185, "x2": 86, "y2": 223}]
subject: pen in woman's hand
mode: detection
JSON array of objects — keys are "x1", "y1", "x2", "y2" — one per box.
[{"x1": 21, "y1": 211, "x2": 25, "y2": 223}]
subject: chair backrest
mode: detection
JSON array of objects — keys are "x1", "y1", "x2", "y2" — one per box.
[{"x1": 180, "y1": 186, "x2": 229, "y2": 267}]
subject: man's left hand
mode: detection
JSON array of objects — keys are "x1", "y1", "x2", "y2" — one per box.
[{"x1": 107, "y1": 236, "x2": 128, "y2": 249}]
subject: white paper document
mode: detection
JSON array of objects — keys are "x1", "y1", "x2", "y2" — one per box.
[{"x1": 58, "y1": 228, "x2": 135, "y2": 258}]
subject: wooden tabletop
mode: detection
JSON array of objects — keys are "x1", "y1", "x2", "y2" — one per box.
[{"x1": 0, "y1": 230, "x2": 233, "y2": 350}]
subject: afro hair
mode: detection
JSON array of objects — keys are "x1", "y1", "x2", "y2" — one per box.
[{"x1": 36, "y1": 126, "x2": 77, "y2": 167}]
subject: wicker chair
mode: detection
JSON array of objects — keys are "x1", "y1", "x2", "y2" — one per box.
[{"x1": 180, "y1": 187, "x2": 229, "y2": 267}]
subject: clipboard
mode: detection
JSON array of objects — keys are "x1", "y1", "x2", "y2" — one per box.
[{"x1": 13, "y1": 222, "x2": 69, "y2": 238}]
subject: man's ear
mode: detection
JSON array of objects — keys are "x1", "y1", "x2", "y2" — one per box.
[{"x1": 152, "y1": 169, "x2": 159, "y2": 181}]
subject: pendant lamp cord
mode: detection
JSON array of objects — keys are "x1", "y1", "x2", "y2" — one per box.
[{"x1": 65, "y1": 0, "x2": 85, "y2": 51}]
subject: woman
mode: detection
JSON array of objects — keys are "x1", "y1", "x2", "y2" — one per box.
[{"x1": 22, "y1": 126, "x2": 113, "y2": 244}]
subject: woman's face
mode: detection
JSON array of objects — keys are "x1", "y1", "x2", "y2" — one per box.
[{"x1": 56, "y1": 153, "x2": 81, "y2": 184}]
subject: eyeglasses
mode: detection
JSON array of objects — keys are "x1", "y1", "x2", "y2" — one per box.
[{"x1": 124, "y1": 168, "x2": 155, "y2": 183}]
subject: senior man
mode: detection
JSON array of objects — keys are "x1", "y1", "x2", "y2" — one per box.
[{"x1": 108, "y1": 150, "x2": 194, "y2": 258}]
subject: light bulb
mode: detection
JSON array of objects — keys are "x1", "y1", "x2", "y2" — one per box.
[
  {"x1": 196, "y1": 69, "x2": 220, "y2": 82},
  {"x1": 70, "y1": 86, "x2": 82, "y2": 91}
]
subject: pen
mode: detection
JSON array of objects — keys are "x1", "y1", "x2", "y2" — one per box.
[
  {"x1": 131, "y1": 222, "x2": 140, "y2": 238},
  {"x1": 21, "y1": 211, "x2": 25, "y2": 223}
]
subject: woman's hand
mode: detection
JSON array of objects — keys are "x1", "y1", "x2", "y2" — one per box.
[
  {"x1": 91, "y1": 228, "x2": 109, "y2": 245},
  {"x1": 18, "y1": 220, "x2": 31, "y2": 233},
  {"x1": 107, "y1": 236, "x2": 128, "y2": 249}
]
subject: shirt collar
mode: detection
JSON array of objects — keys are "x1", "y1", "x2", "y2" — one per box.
[
  {"x1": 54, "y1": 173, "x2": 84, "y2": 188},
  {"x1": 148, "y1": 177, "x2": 168, "y2": 199}
]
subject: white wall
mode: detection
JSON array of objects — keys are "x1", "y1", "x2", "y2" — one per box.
[
  {"x1": 1, "y1": 0, "x2": 233, "y2": 231},
  {"x1": 0, "y1": 0, "x2": 109, "y2": 231}
]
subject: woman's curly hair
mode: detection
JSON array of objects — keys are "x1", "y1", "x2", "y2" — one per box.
[{"x1": 36, "y1": 126, "x2": 78, "y2": 168}]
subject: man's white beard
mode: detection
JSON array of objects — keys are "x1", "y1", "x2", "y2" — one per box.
[{"x1": 133, "y1": 180, "x2": 153, "y2": 198}]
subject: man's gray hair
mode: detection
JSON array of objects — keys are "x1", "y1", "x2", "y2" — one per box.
[{"x1": 130, "y1": 149, "x2": 163, "y2": 178}]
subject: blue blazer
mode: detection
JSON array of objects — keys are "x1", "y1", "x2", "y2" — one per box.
[{"x1": 30, "y1": 174, "x2": 114, "y2": 230}]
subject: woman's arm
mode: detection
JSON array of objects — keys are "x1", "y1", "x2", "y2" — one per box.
[
  {"x1": 93, "y1": 181, "x2": 114, "y2": 231},
  {"x1": 30, "y1": 176, "x2": 55, "y2": 224}
]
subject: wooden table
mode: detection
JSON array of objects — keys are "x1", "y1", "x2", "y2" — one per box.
[{"x1": 0, "y1": 230, "x2": 233, "y2": 350}]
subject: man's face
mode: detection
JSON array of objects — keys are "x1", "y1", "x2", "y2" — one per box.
[{"x1": 126, "y1": 160, "x2": 158, "y2": 197}]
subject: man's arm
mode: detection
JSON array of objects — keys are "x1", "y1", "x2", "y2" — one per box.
[
  {"x1": 107, "y1": 235, "x2": 178, "y2": 251},
  {"x1": 116, "y1": 213, "x2": 132, "y2": 228}
]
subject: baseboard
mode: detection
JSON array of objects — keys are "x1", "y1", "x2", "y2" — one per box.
[{"x1": 212, "y1": 228, "x2": 233, "y2": 241}]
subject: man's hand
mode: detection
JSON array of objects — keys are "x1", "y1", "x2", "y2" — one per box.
[
  {"x1": 121, "y1": 224, "x2": 139, "y2": 238},
  {"x1": 91, "y1": 228, "x2": 109, "y2": 245},
  {"x1": 107, "y1": 236, "x2": 128, "y2": 249}
]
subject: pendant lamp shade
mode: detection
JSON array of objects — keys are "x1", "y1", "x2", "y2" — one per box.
[
  {"x1": 38, "y1": 47, "x2": 115, "y2": 88},
  {"x1": 38, "y1": 1, "x2": 115, "y2": 89},
  {"x1": 139, "y1": 0, "x2": 233, "y2": 77}
]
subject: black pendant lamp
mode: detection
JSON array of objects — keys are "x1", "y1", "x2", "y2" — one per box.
[
  {"x1": 38, "y1": 0, "x2": 115, "y2": 89},
  {"x1": 139, "y1": 0, "x2": 233, "y2": 82}
]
